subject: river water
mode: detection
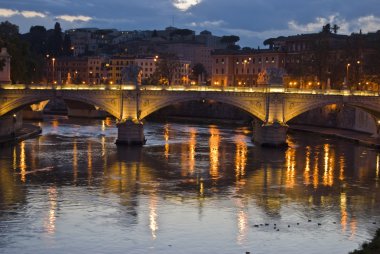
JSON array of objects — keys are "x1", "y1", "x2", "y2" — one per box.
[{"x1": 0, "y1": 116, "x2": 380, "y2": 254}]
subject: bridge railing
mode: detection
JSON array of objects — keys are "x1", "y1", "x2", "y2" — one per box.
[{"x1": 1, "y1": 83, "x2": 379, "y2": 96}]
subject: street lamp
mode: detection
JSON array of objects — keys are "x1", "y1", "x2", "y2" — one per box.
[
  {"x1": 52, "y1": 58, "x2": 56, "y2": 85},
  {"x1": 344, "y1": 63, "x2": 350, "y2": 89},
  {"x1": 357, "y1": 60, "x2": 361, "y2": 90}
]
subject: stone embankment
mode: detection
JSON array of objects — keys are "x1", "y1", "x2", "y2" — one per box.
[
  {"x1": 0, "y1": 123, "x2": 42, "y2": 145},
  {"x1": 290, "y1": 124, "x2": 380, "y2": 148}
]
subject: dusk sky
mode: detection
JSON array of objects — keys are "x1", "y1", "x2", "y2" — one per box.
[{"x1": 0, "y1": 0, "x2": 380, "y2": 47}]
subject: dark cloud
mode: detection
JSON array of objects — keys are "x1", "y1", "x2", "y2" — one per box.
[{"x1": 0, "y1": 0, "x2": 379, "y2": 47}]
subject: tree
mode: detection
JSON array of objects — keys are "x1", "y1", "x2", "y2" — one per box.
[
  {"x1": 332, "y1": 24, "x2": 340, "y2": 34},
  {"x1": 220, "y1": 35, "x2": 240, "y2": 44},
  {"x1": 322, "y1": 23, "x2": 331, "y2": 34},
  {"x1": 170, "y1": 29, "x2": 194, "y2": 40},
  {"x1": 0, "y1": 21, "x2": 31, "y2": 83},
  {"x1": 47, "y1": 22, "x2": 63, "y2": 56},
  {"x1": 191, "y1": 63, "x2": 207, "y2": 83},
  {"x1": 28, "y1": 25, "x2": 47, "y2": 55},
  {"x1": 153, "y1": 54, "x2": 181, "y2": 85},
  {"x1": 62, "y1": 34, "x2": 72, "y2": 56}
]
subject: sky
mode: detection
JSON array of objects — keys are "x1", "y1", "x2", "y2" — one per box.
[{"x1": 0, "y1": 0, "x2": 380, "y2": 47}]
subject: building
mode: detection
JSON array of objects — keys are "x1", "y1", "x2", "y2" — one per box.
[
  {"x1": 135, "y1": 56, "x2": 158, "y2": 81},
  {"x1": 164, "y1": 42, "x2": 213, "y2": 83},
  {"x1": 0, "y1": 48, "x2": 11, "y2": 84},
  {"x1": 88, "y1": 56, "x2": 107, "y2": 85},
  {"x1": 106, "y1": 56, "x2": 135, "y2": 84},
  {"x1": 51, "y1": 57, "x2": 89, "y2": 84},
  {"x1": 211, "y1": 49, "x2": 286, "y2": 87}
]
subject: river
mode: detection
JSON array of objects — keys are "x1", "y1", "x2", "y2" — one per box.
[{"x1": 0, "y1": 116, "x2": 379, "y2": 254}]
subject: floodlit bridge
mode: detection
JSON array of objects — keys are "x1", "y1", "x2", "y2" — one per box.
[{"x1": 1, "y1": 84, "x2": 380, "y2": 146}]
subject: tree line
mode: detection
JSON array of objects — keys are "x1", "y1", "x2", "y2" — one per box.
[{"x1": 0, "y1": 21, "x2": 72, "y2": 83}]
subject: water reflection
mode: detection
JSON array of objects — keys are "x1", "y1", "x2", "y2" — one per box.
[
  {"x1": 87, "y1": 141, "x2": 93, "y2": 184},
  {"x1": 164, "y1": 123, "x2": 170, "y2": 160},
  {"x1": 234, "y1": 134, "x2": 247, "y2": 182},
  {"x1": 0, "y1": 119, "x2": 380, "y2": 254},
  {"x1": 209, "y1": 126, "x2": 220, "y2": 182},
  {"x1": 44, "y1": 186, "x2": 58, "y2": 235},
  {"x1": 304, "y1": 146, "x2": 311, "y2": 185},
  {"x1": 19, "y1": 141, "x2": 26, "y2": 182},
  {"x1": 285, "y1": 145, "x2": 296, "y2": 189},
  {"x1": 236, "y1": 199, "x2": 248, "y2": 245},
  {"x1": 149, "y1": 194, "x2": 159, "y2": 240}
]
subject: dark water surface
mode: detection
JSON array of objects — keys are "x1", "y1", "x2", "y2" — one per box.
[{"x1": 1, "y1": 116, "x2": 380, "y2": 254}]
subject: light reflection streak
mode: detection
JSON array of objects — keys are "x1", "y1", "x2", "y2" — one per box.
[
  {"x1": 87, "y1": 141, "x2": 93, "y2": 184},
  {"x1": 304, "y1": 146, "x2": 311, "y2": 185},
  {"x1": 339, "y1": 156, "x2": 345, "y2": 181},
  {"x1": 52, "y1": 119, "x2": 59, "y2": 129},
  {"x1": 209, "y1": 126, "x2": 220, "y2": 181},
  {"x1": 101, "y1": 120, "x2": 106, "y2": 131},
  {"x1": 237, "y1": 210, "x2": 248, "y2": 244},
  {"x1": 313, "y1": 151, "x2": 320, "y2": 189},
  {"x1": 101, "y1": 136, "x2": 107, "y2": 170},
  {"x1": 376, "y1": 154, "x2": 379, "y2": 180},
  {"x1": 73, "y1": 138, "x2": 78, "y2": 182},
  {"x1": 236, "y1": 199, "x2": 248, "y2": 245},
  {"x1": 164, "y1": 124, "x2": 170, "y2": 160},
  {"x1": 285, "y1": 147, "x2": 296, "y2": 188},
  {"x1": 44, "y1": 186, "x2": 57, "y2": 235},
  {"x1": 104, "y1": 117, "x2": 113, "y2": 127},
  {"x1": 149, "y1": 194, "x2": 158, "y2": 240},
  {"x1": 323, "y1": 144, "x2": 329, "y2": 186},
  {"x1": 340, "y1": 192, "x2": 347, "y2": 233},
  {"x1": 20, "y1": 141, "x2": 26, "y2": 182},
  {"x1": 350, "y1": 218, "x2": 357, "y2": 239},
  {"x1": 327, "y1": 145, "x2": 335, "y2": 186},
  {"x1": 188, "y1": 128, "x2": 196, "y2": 175},
  {"x1": 234, "y1": 135, "x2": 247, "y2": 182},
  {"x1": 199, "y1": 179, "x2": 204, "y2": 196},
  {"x1": 12, "y1": 146, "x2": 17, "y2": 170}
]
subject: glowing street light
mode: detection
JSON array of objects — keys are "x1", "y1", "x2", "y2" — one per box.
[
  {"x1": 52, "y1": 58, "x2": 56, "y2": 84},
  {"x1": 344, "y1": 63, "x2": 350, "y2": 89}
]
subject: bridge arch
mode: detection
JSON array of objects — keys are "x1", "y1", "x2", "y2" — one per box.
[
  {"x1": 139, "y1": 92, "x2": 267, "y2": 121},
  {"x1": 284, "y1": 95, "x2": 380, "y2": 123},
  {"x1": 0, "y1": 92, "x2": 120, "y2": 119}
]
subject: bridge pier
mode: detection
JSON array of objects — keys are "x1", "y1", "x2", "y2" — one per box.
[
  {"x1": 115, "y1": 119, "x2": 146, "y2": 146},
  {"x1": 252, "y1": 120, "x2": 288, "y2": 147}
]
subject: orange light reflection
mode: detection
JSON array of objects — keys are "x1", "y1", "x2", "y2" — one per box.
[{"x1": 209, "y1": 126, "x2": 220, "y2": 182}]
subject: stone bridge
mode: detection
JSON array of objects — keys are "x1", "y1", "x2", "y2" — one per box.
[{"x1": 1, "y1": 84, "x2": 380, "y2": 146}]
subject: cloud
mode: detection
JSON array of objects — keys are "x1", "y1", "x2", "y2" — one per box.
[
  {"x1": 20, "y1": 11, "x2": 47, "y2": 18},
  {"x1": 56, "y1": 15, "x2": 92, "y2": 22},
  {"x1": 0, "y1": 8, "x2": 21, "y2": 17},
  {"x1": 355, "y1": 15, "x2": 380, "y2": 33},
  {"x1": 0, "y1": 8, "x2": 46, "y2": 18},
  {"x1": 287, "y1": 14, "x2": 350, "y2": 34},
  {"x1": 189, "y1": 20, "x2": 225, "y2": 27},
  {"x1": 172, "y1": 0, "x2": 202, "y2": 11}
]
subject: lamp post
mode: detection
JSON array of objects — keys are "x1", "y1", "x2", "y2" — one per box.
[
  {"x1": 52, "y1": 58, "x2": 56, "y2": 85},
  {"x1": 357, "y1": 60, "x2": 361, "y2": 90},
  {"x1": 344, "y1": 63, "x2": 350, "y2": 90}
]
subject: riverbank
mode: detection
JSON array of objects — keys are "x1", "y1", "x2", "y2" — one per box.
[
  {"x1": 349, "y1": 229, "x2": 380, "y2": 254},
  {"x1": 0, "y1": 123, "x2": 42, "y2": 146},
  {"x1": 289, "y1": 124, "x2": 380, "y2": 148}
]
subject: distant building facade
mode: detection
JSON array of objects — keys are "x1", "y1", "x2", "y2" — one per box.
[{"x1": 211, "y1": 49, "x2": 286, "y2": 86}]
